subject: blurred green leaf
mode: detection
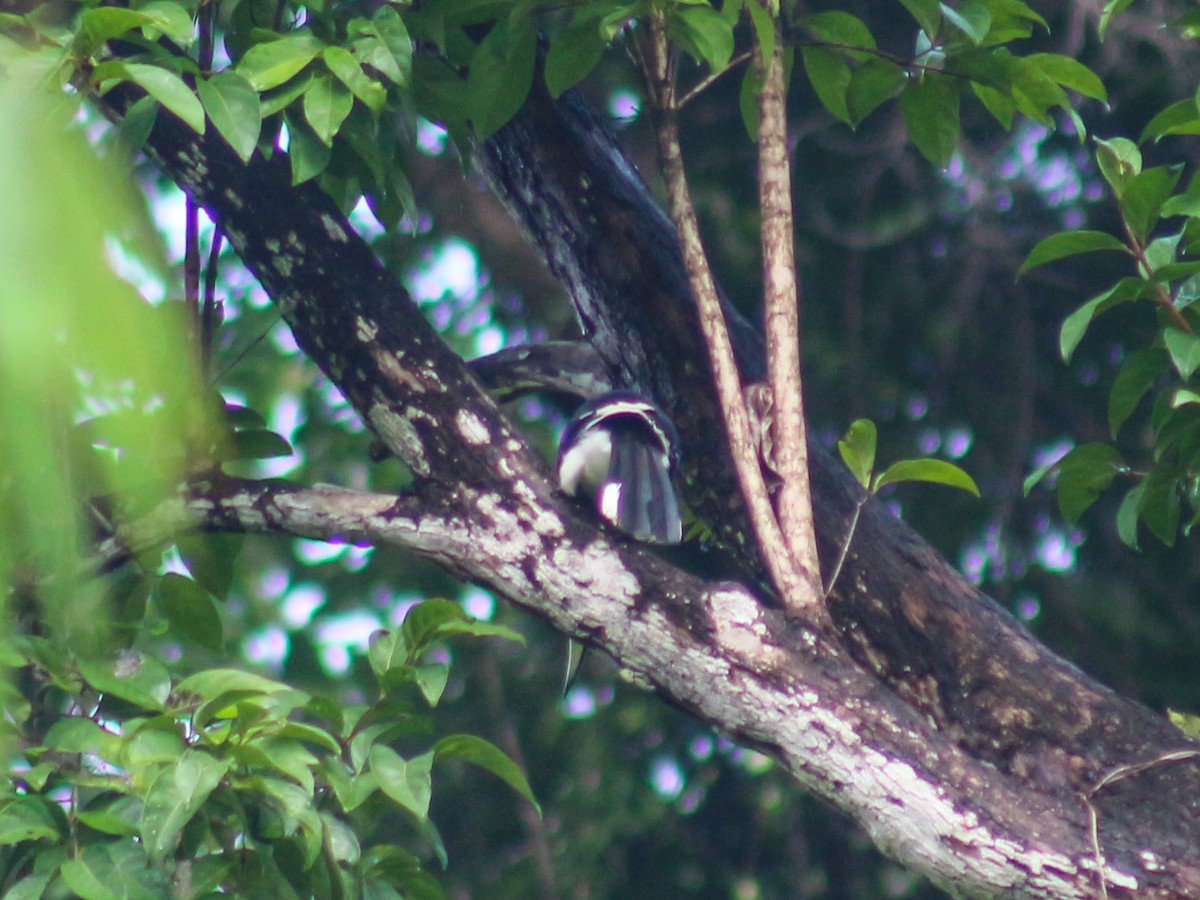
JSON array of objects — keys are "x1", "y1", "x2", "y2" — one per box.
[
  {"x1": 237, "y1": 33, "x2": 324, "y2": 92},
  {"x1": 121, "y1": 63, "x2": 206, "y2": 135},
  {"x1": 670, "y1": 4, "x2": 734, "y2": 71},
  {"x1": 941, "y1": 0, "x2": 991, "y2": 44},
  {"x1": 156, "y1": 573, "x2": 224, "y2": 651},
  {"x1": 1165, "y1": 328, "x2": 1200, "y2": 379},
  {"x1": 799, "y1": 11, "x2": 876, "y2": 51},
  {"x1": 1054, "y1": 443, "x2": 1125, "y2": 524},
  {"x1": 1058, "y1": 278, "x2": 1147, "y2": 362},
  {"x1": 77, "y1": 653, "x2": 172, "y2": 711},
  {"x1": 434, "y1": 734, "x2": 540, "y2": 814},
  {"x1": 467, "y1": 12, "x2": 535, "y2": 140},
  {"x1": 197, "y1": 71, "x2": 262, "y2": 162},
  {"x1": 1121, "y1": 164, "x2": 1184, "y2": 244},
  {"x1": 1140, "y1": 466, "x2": 1181, "y2": 545},
  {"x1": 303, "y1": 73, "x2": 354, "y2": 145},
  {"x1": 900, "y1": 72, "x2": 960, "y2": 168},
  {"x1": 1140, "y1": 99, "x2": 1200, "y2": 143},
  {"x1": 802, "y1": 46, "x2": 852, "y2": 124},
  {"x1": 1109, "y1": 347, "x2": 1168, "y2": 436},
  {"x1": 846, "y1": 58, "x2": 906, "y2": 124},
  {"x1": 60, "y1": 842, "x2": 166, "y2": 900},
  {"x1": 874, "y1": 459, "x2": 980, "y2": 496},
  {"x1": 545, "y1": 13, "x2": 609, "y2": 98},
  {"x1": 0, "y1": 797, "x2": 63, "y2": 845},
  {"x1": 1027, "y1": 53, "x2": 1105, "y2": 100},
  {"x1": 1018, "y1": 230, "x2": 1129, "y2": 277},
  {"x1": 141, "y1": 751, "x2": 230, "y2": 861},
  {"x1": 323, "y1": 45, "x2": 387, "y2": 113},
  {"x1": 370, "y1": 745, "x2": 433, "y2": 820},
  {"x1": 837, "y1": 419, "x2": 876, "y2": 489},
  {"x1": 1094, "y1": 135, "x2": 1142, "y2": 198}
]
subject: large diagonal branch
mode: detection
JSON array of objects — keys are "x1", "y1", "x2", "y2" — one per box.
[
  {"x1": 96, "y1": 68, "x2": 1200, "y2": 895},
  {"x1": 475, "y1": 57, "x2": 1200, "y2": 899}
]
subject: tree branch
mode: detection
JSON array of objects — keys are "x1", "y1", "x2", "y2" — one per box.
[
  {"x1": 754, "y1": 6, "x2": 823, "y2": 601},
  {"x1": 89, "y1": 61, "x2": 1200, "y2": 896},
  {"x1": 643, "y1": 12, "x2": 819, "y2": 619}
]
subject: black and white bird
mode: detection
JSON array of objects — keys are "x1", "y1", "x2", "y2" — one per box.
[{"x1": 556, "y1": 391, "x2": 683, "y2": 544}]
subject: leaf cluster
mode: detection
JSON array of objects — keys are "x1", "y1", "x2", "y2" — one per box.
[
  {"x1": 1, "y1": 598, "x2": 532, "y2": 899},
  {"x1": 1022, "y1": 129, "x2": 1200, "y2": 547}
]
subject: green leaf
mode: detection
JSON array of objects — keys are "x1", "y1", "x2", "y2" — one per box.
[
  {"x1": 971, "y1": 80, "x2": 1015, "y2": 130},
  {"x1": 77, "y1": 796, "x2": 143, "y2": 837},
  {"x1": 1027, "y1": 53, "x2": 1106, "y2": 101},
  {"x1": 1058, "y1": 278, "x2": 1147, "y2": 362},
  {"x1": 1168, "y1": 708, "x2": 1200, "y2": 739},
  {"x1": 1144, "y1": 229, "x2": 1184, "y2": 274},
  {"x1": 139, "y1": 1, "x2": 195, "y2": 44},
  {"x1": 940, "y1": 0, "x2": 990, "y2": 44},
  {"x1": 0, "y1": 796, "x2": 62, "y2": 845},
  {"x1": 44, "y1": 716, "x2": 122, "y2": 759},
  {"x1": 323, "y1": 45, "x2": 387, "y2": 113},
  {"x1": 414, "y1": 663, "x2": 449, "y2": 706},
  {"x1": 176, "y1": 667, "x2": 292, "y2": 702},
  {"x1": 846, "y1": 58, "x2": 906, "y2": 125},
  {"x1": 873, "y1": 458, "x2": 980, "y2": 496},
  {"x1": 1165, "y1": 328, "x2": 1200, "y2": 379},
  {"x1": 60, "y1": 843, "x2": 165, "y2": 900},
  {"x1": 1140, "y1": 99, "x2": 1200, "y2": 144},
  {"x1": 467, "y1": 12, "x2": 536, "y2": 140},
  {"x1": 401, "y1": 598, "x2": 522, "y2": 654},
  {"x1": 368, "y1": 628, "x2": 406, "y2": 676},
  {"x1": 900, "y1": 72, "x2": 960, "y2": 168},
  {"x1": 801, "y1": 46, "x2": 852, "y2": 124},
  {"x1": 196, "y1": 71, "x2": 261, "y2": 162},
  {"x1": 141, "y1": 751, "x2": 230, "y2": 861},
  {"x1": 1054, "y1": 442, "x2": 1124, "y2": 524},
  {"x1": 1116, "y1": 483, "x2": 1142, "y2": 548},
  {"x1": 237, "y1": 34, "x2": 324, "y2": 92},
  {"x1": 1109, "y1": 347, "x2": 1168, "y2": 437},
  {"x1": 122, "y1": 63, "x2": 206, "y2": 135},
  {"x1": 156, "y1": 572, "x2": 224, "y2": 651},
  {"x1": 1140, "y1": 466, "x2": 1181, "y2": 545},
  {"x1": 837, "y1": 419, "x2": 876, "y2": 489},
  {"x1": 303, "y1": 73, "x2": 354, "y2": 145},
  {"x1": 363, "y1": 5, "x2": 413, "y2": 87},
  {"x1": 76, "y1": 8, "x2": 159, "y2": 55},
  {"x1": 739, "y1": 60, "x2": 764, "y2": 140},
  {"x1": 670, "y1": 4, "x2": 735, "y2": 71},
  {"x1": 544, "y1": 14, "x2": 609, "y2": 98},
  {"x1": 1017, "y1": 230, "x2": 1129, "y2": 277},
  {"x1": 745, "y1": 0, "x2": 775, "y2": 61},
  {"x1": 434, "y1": 733, "x2": 540, "y2": 813},
  {"x1": 238, "y1": 737, "x2": 318, "y2": 794},
  {"x1": 77, "y1": 653, "x2": 171, "y2": 711},
  {"x1": 897, "y1": 0, "x2": 942, "y2": 38},
  {"x1": 370, "y1": 745, "x2": 433, "y2": 820},
  {"x1": 798, "y1": 11, "x2": 876, "y2": 51},
  {"x1": 1099, "y1": 0, "x2": 1135, "y2": 36},
  {"x1": 284, "y1": 109, "x2": 331, "y2": 184},
  {"x1": 177, "y1": 531, "x2": 243, "y2": 601},
  {"x1": 1093, "y1": 136, "x2": 1142, "y2": 199},
  {"x1": 1121, "y1": 164, "x2": 1184, "y2": 244}
]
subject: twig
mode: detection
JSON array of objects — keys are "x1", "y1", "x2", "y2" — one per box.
[
  {"x1": 823, "y1": 495, "x2": 866, "y2": 598},
  {"x1": 1082, "y1": 748, "x2": 1200, "y2": 898}
]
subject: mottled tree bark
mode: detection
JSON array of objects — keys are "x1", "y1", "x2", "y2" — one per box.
[{"x1": 96, "y1": 73, "x2": 1200, "y2": 897}]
